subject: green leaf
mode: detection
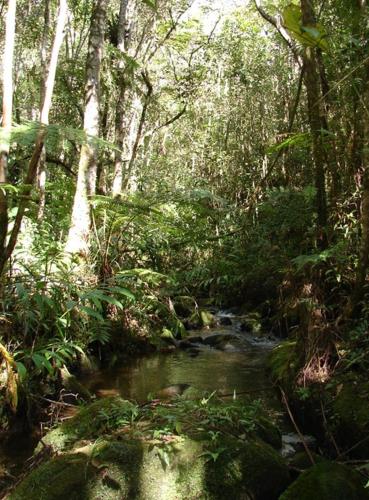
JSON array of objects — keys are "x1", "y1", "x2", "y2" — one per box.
[
  {"x1": 16, "y1": 362, "x2": 28, "y2": 381},
  {"x1": 283, "y1": 4, "x2": 328, "y2": 51},
  {"x1": 141, "y1": 0, "x2": 157, "y2": 10},
  {"x1": 79, "y1": 306, "x2": 104, "y2": 321}
]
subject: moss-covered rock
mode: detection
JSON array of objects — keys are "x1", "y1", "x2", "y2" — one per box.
[
  {"x1": 279, "y1": 461, "x2": 369, "y2": 500},
  {"x1": 288, "y1": 451, "x2": 326, "y2": 471},
  {"x1": 22, "y1": 396, "x2": 291, "y2": 500},
  {"x1": 10, "y1": 453, "x2": 94, "y2": 500},
  {"x1": 240, "y1": 313, "x2": 262, "y2": 335},
  {"x1": 332, "y1": 377, "x2": 369, "y2": 458},
  {"x1": 13, "y1": 437, "x2": 290, "y2": 500},
  {"x1": 36, "y1": 397, "x2": 129, "y2": 453},
  {"x1": 187, "y1": 309, "x2": 215, "y2": 329},
  {"x1": 255, "y1": 416, "x2": 282, "y2": 449},
  {"x1": 206, "y1": 438, "x2": 290, "y2": 500}
]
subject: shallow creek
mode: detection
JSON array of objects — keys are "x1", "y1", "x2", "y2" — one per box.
[{"x1": 82, "y1": 311, "x2": 282, "y2": 410}]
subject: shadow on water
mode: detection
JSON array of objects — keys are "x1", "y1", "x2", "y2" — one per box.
[{"x1": 82, "y1": 314, "x2": 283, "y2": 416}]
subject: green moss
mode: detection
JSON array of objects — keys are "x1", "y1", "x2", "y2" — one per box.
[
  {"x1": 10, "y1": 454, "x2": 94, "y2": 500},
  {"x1": 14, "y1": 437, "x2": 290, "y2": 500},
  {"x1": 37, "y1": 397, "x2": 128, "y2": 453},
  {"x1": 255, "y1": 416, "x2": 282, "y2": 449},
  {"x1": 279, "y1": 462, "x2": 369, "y2": 500},
  {"x1": 200, "y1": 310, "x2": 215, "y2": 327},
  {"x1": 332, "y1": 378, "x2": 369, "y2": 457},
  {"x1": 206, "y1": 438, "x2": 290, "y2": 500},
  {"x1": 288, "y1": 451, "x2": 326, "y2": 470}
]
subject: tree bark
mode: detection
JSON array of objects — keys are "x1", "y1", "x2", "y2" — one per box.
[
  {"x1": 112, "y1": 0, "x2": 134, "y2": 197},
  {"x1": 65, "y1": 0, "x2": 108, "y2": 255},
  {"x1": 37, "y1": 0, "x2": 51, "y2": 221},
  {"x1": 300, "y1": 0, "x2": 328, "y2": 248}
]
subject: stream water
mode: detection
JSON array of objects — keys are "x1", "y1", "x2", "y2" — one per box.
[{"x1": 82, "y1": 311, "x2": 282, "y2": 412}]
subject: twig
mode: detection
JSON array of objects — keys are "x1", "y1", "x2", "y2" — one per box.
[
  {"x1": 280, "y1": 387, "x2": 316, "y2": 466},
  {"x1": 320, "y1": 398, "x2": 340, "y2": 456},
  {"x1": 335, "y1": 434, "x2": 369, "y2": 460}
]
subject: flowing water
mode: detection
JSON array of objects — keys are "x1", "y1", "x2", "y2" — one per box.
[{"x1": 81, "y1": 311, "x2": 283, "y2": 412}]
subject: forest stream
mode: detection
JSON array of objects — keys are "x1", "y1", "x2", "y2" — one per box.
[
  {"x1": 1, "y1": 310, "x2": 309, "y2": 497},
  {"x1": 81, "y1": 311, "x2": 281, "y2": 406}
]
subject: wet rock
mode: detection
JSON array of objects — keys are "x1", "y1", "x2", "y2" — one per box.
[
  {"x1": 332, "y1": 376, "x2": 369, "y2": 458},
  {"x1": 202, "y1": 333, "x2": 238, "y2": 347},
  {"x1": 218, "y1": 316, "x2": 232, "y2": 326},
  {"x1": 288, "y1": 451, "x2": 326, "y2": 471},
  {"x1": 173, "y1": 296, "x2": 197, "y2": 318},
  {"x1": 78, "y1": 352, "x2": 100, "y2": 376},
  {"x1": 254, "y1": 417, "x2": 282, "y2": 450},
  {"x1": 281, "y1": 433, "x2": 317, "y2": 458},
  {"x1": 60, "y1": 366, "x2": 92, "y2": 402},
  {"x1": 156, "y1": 384, "x2": 190, "y2": 399},
  {"x1": 239, "y1": 313, "x2": 262, "y2": 335},
  {"x1": 186, "y1": 310, "x2": 216, "y2": 330},
  {"x1": 178, "y1": 336, "x2": 203, "y2": 349},
  {"x1": 279, "y1": 461, "x2": 369, "y2": 500}
]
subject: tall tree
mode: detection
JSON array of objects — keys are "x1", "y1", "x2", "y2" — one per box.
[
  {"x1": 300, "y1": 0, "x2": 328, "y2": 248},
  {"x1": 65, "y1": 0, "x2": 109, "y2": 255},
  {"x1": 37, "y1": 0, "x2": 51, "y2": 221},
  {"x1": 0, "y1": 0, "x2": 17, "y2": 263},
  {"x1": 0, "y1": 0, "x2": 68, "y2": 275}
]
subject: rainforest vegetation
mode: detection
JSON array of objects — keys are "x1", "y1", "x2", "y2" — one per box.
[{"x1": 1, "y1": 0, "x2": 369, "y2": 498}]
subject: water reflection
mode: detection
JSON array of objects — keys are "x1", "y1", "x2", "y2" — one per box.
[{"x1": 83, "y1": 344, "x2": 279, "y2": 410}]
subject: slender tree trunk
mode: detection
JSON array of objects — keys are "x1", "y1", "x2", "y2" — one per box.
[
  {"x1": 122, "y1": 71, "x2": 153, "y2": 191},
  {"x1": 65, "y1": 0, "x2": 108, "y2": 255},
  {"x1": 0, "y1": 0, "x2": 17, "y2": 261},
  {"x1": 37, "y1": 0, "x2": 51, "y2": 221},
  {"x1": 112, "y1": 0, "x2": 132, "y2": 197},
  {"x1": 0, "y1": 0, "x2": 67, "y2": 275},
  {"x1": 300, "y1": 0, "x2": 328, "y2": 248}
]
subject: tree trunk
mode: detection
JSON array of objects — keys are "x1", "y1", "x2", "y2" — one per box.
[
  {"x1": 65, "y1": 0, "x2": 108, "y2": 255},
  {"x1": 300, "y1": 0, "x2": 328, "y2": 248},
  {"x1": 0, "y1": 0, "x2": 17, "y2": 261},
  {"x1": 112, "y1": 0, "x2": 136, "y2": 197},
  {"x1": 122, "y1": 70, "x2": 153, "y2": 191},
  {"x1": 37, "y1": 0, "x2": 51, "y2": 221},
  {"x1": 0, "y1": 0, "x2": 67, "y2": 275}
]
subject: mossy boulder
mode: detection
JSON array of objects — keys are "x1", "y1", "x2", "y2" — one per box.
[
  {"x1": 255, "y1": 416, "x2": 282, "y2": 449},
  {"x1": 187, "y1": 310, "x2": 216, "y2": 329},
  {"x1": 36, "y1": 397, "x2": 129, "y2": 453},
  {"x1": 10, "y1": 453, "x2": 93, "y2": 500},
  {"x1": 240, "y1": 313, "x2": 262, "y2": 335},
  {"x1": 332, "y1": 377, "x2": 369, "y2": 457},
  {"x1": 288, "y1": 451, "x2": 326, "y2": 471},
  {"x1": 279, "y1": 461, "x2": 369, "y2": 500},
  {"x1": 206, "y1": 438, "x2": 290, "y2": 499},
  {"x1": 13, "y1": 437, "x2": 290, "y2": 500},
  {"x1": 15, "y1": 395, "x2": 291, "y2": 500}
]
